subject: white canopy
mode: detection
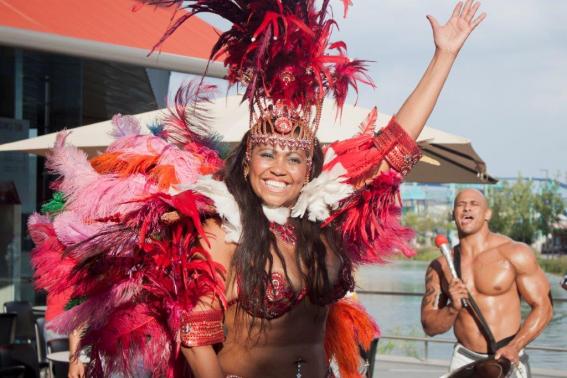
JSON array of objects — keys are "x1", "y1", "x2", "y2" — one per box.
[{"x1": 0, "y1": 96, "x2": 495, "y2": 184}]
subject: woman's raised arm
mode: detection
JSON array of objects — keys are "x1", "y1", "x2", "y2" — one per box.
[{"x1": 396, "y1": 0, "x2": 486, "y2": 140}]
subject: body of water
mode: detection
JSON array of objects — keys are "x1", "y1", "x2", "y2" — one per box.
[{"x1": 356, "y1": 260, "x2": 567, "y2": 371}]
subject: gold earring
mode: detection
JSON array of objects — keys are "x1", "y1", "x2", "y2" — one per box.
[{"x1": 243, "y1": 164, "x2": 249, "y2": 180}]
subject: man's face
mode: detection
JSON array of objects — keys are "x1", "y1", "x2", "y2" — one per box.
[{"x1": 453, "y1": 189, "x2": 491, "y2": 236}]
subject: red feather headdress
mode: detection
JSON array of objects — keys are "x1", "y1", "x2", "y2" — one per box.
[{"x1": 141, "y1": 0, "x2": 374, "y2": 162}]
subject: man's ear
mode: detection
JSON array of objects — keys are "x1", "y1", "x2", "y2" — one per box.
[{"x1": 485, "y1": 208, "x2": 492, "y2": 222}]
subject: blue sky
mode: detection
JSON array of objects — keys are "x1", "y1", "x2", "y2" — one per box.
[{"x1": 171, "y1": 1, "x2": 567, "y2": 179}]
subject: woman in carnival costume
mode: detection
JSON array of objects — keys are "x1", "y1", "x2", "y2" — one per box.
[{"x1": 29, "y1": 0, "x2": 485, "y2": 377}]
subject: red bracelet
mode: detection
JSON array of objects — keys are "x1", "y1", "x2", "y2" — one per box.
[
  {"x1": 373, "y1": 117, "x2": 422, "y2": 176},
  {"x1": 180, "y1": 309, "x2": 225, "y2": 347}
]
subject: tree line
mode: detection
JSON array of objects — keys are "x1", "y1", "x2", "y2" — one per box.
[
  {"x1": 403, "y1": 178, "x2": 566, "y2": 248},
  {"x1": 487, "y1": 177, "x2": 565, "y2": 245}
]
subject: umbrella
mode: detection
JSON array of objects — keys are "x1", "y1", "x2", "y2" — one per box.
[{"x1": 0, "y1": 96, "x2": 496, "y2": 184}]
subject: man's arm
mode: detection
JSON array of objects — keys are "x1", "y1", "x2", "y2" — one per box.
[
  {"x1": 421, "y1": 260, "x2": 468, "y2": 336},
  {"x1": 495, "y1": 244, "x2": 553, "y2": 363}
]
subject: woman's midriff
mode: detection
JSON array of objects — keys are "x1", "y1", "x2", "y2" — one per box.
[{"x1": 218, "y1": 301, "x2": 330, "y2": 378}]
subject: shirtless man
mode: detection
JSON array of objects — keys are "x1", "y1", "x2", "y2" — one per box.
[{"x1": 421, "y1": 189, "x2": 553, "y2": 377}]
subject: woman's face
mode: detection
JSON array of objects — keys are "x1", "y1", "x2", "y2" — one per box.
[{"x1": 248, "y1": 143, "x2": 309, "y2": 208}]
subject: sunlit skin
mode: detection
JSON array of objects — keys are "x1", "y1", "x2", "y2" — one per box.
[
  {"x1": 421, "y1": 189, "x2": 553, "y2": 364},
  {"x1": 247, "y1": 144, "x2": 309, "y2": 208}
]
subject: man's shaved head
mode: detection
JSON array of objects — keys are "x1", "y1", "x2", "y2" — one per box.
[
  {"x1": 453, "y1": 188, "x2": 488, "y2": 208},
  {"x1": 453, "y1": 188, "x2": 491, "y2": 236}
]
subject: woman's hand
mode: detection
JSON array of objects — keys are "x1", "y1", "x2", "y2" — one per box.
[
  {"x1": 68, "y1": 358, "x2": 85, "y2": 378},
  {"x1": 161, "y1": 210, "x2": 181, "y2": 224},
  {"x1": 427, "y1": 0, "x2": 486, "y2": 56}
]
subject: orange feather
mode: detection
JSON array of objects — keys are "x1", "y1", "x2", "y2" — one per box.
[{"x1": 325, "y1": 298, "x2": 380, "y2": 378}]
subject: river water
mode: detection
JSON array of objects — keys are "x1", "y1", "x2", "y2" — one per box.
[{"x1": 355, "y1": 260, "x2": 567, "y2": 371}]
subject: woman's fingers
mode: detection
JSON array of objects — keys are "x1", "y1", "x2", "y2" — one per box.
[
  {"x1": 465, "y1": 2, "x2": 481, "y2": 23},
  {"x1": 461, "y1": 0, "x2": 473, "y2": 18},
  {"x1": 452, "y1": 1, "x2": 464, "y2": 18},
  {"x1": 471, "y1": 12, "x2": 487, "y2": 30}
]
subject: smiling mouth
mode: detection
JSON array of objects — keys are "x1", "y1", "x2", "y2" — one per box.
[{"x1": 263, "y1": 179, "x2": 289, "y2": 192}]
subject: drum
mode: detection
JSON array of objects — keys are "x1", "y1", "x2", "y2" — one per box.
[{"x1": 447, "y1": 357, "x2": 512, "y2": 378}]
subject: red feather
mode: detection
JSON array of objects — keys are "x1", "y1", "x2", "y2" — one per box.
[
  {"x1": 141, "y1": 0, "x2": 372, "y2": 114},
  {"x1": 40, "y1": 190, "x2": 225, "y2": 377},
  {"x1": 324, "y1": 170, "x2": 415, "y2": 264}
]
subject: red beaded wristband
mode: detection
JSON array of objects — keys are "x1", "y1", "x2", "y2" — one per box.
[
  {"x1": 180, "y1": 309, "x2": 225, "y2": 347},
  {"x1": 373, "y1": 117, "x2": 422, "y2": 176}
]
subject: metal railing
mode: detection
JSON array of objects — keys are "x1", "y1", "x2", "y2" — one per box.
[
  {"x1": 379, "y1": 335, "x2": 567, "y2": 362},
  {"x1": 356, "y1": 290, "x2": 567, "y2": 303},
  {"x1": 356, "y1": 290, "x2": 567, "y2": 366}
]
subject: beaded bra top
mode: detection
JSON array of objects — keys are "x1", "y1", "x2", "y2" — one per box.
[{"x1": 232, "y1": 263, "x2": 354, "y2": 320}]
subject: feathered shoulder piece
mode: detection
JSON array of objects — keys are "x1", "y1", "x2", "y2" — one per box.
[
  {"x1": 28, "y1": 82, "x2": 239, "y2": 377},
  {"x1": 292, "y1": 109, "x2": 421, "y2": 265}
]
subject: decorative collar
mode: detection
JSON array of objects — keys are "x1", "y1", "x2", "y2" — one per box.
[
  {"x1": 262, "y1": 205, "x2": 290, "y2": 225},
  {"x1": 269, "y1": 222, "x2": 297, "y2": 246}
]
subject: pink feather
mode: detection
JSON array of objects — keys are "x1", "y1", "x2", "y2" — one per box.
[
  {"x1": 52, "y1": 211, "x2": 103, "y2": 246},
  {"x1": 109, "y1": 114, "x2": 142, "y2": 138}
]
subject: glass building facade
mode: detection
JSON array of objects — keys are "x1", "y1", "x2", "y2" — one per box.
[{"x1": 0, "y1": 45, "x2": 169, "y2": 306}]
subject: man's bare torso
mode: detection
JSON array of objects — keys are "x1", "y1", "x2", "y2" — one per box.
[{"x1": 437, "y1": 234, "x2": 522, "y2": 352}]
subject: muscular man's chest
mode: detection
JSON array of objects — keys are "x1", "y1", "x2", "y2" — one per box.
[{"x1": 460, "y1": 250, "x2": 516, "y2": 296}]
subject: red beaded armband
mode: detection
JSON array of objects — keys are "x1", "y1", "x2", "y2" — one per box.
[
  {"x1": 373, "y1": 117, "x2": 422, "y2": 176},
  {"x1": 180, "y1": 309, "x2": 225, "y2": 347}
]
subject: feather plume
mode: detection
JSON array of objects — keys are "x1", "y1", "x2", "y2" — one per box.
[
  {"x1": 325, "y1": 298, "x2": 380, "y2": 378},
  {"x1": 109, "y1": 114, "x2": 142, "y2": 138},
  {"x1": 40, "y1": 192, "x2": 66, "y2": 214},
  {"x1": 357, "y1": 106, "x2": 377, "y2": 136},
  {"x1": 292, "y1": 150, "x2": 354, "y2": 221},
  {"x1": 141, "y1": 0, "x2": 373, "y2": 115},
  {"x1": 52, "y1": 211, "x2": 103, "y2": 246},
  {"x1": 163, "y1": 81, "x2": 223, "y2": 153},
  {"x1": 324, "y1": 170, "x2": 415, "y2": 264},
  {"x1": 28, "y1": 214, "x2": 77, "y2": 293},
  {"x1": 173, "y1": 175, "x2": 242, "y2": 243},
  {"x1": 47, "y1": 133, "x2": 98, "y2": 193}
]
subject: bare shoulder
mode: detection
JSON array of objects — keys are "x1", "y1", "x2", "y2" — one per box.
[
  {"x1": 425, "y1": 256, "x2": 447, "y2": 281},
  {"x1": 428, "y1": 256, "x2": 446, "y2": 270},
  {"x1": 496, "y1": 236, "x2": 539, "y2": 274}
]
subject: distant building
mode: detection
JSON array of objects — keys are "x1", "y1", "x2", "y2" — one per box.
[{"x1": 541, "y1": 215, "x2": 567, "y2": 256}]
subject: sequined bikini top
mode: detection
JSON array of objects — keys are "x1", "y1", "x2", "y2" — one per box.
[{"x1": 232, "y1": 263, "x2": 354, "y2": 320}]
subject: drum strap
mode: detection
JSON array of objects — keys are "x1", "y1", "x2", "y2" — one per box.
[{"x1": 454, "y1": 246, "x2": 498, "y2": 354}]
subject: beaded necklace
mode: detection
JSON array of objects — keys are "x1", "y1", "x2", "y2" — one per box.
[{"x1": 269, "y1": 222, "x2": 297, "y2": 246}]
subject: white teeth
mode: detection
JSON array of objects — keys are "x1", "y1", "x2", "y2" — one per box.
[{"x1": 265, "y1": 180, "x2": 287, "y2": 189}]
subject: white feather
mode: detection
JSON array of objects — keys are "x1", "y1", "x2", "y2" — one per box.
[
  {"x1": 176, "y1": 176, "x2": 242, "y2": 243},
  {"x1": 262, "y1": 206, "x2": 290, "y2": 225},
  {"x1": 292, "y1": 148, "x2": 354, "y2": 222}
]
